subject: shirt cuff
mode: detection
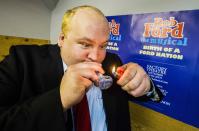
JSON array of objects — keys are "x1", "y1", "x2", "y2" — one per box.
[{"x1": 145, "y1": 78, "x2": 161, "y2": 102}]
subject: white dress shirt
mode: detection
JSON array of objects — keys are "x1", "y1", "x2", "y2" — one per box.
[{"x1": 63, "y1": 62, "x2": 107, "y2": 131}]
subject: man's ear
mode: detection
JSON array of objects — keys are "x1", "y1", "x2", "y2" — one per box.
[{"x1": 58, "y1": 32, "x2": 65, "y2": 47}]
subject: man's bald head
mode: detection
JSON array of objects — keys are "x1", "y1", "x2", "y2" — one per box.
[{"x1": 61, "y1": 5, "x2": 109, "y2": 36}]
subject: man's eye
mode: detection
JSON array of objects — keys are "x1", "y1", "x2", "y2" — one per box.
[{"x1": 79, "y1": 42, "x2": 90, "y2": 48}]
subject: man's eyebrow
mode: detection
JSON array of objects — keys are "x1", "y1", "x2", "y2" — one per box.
[
  {"x1": 77, "y1": 37, "x2": 94, "y2": 43},
  {"x1": 77, "y1": 37, "x2": 109, "y2": 44}
]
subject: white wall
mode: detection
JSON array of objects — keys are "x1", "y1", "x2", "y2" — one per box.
[
  {"x1": 0, "y1": 0, "x2": 51, "y2": 40},
  {"x1": 50, "y1": 0, "x2": 199, "y2": 44}
]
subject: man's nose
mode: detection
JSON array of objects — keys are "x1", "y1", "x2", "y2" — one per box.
[{"x1": 88, "y1": 49, "x2": 99, "y2": 61}]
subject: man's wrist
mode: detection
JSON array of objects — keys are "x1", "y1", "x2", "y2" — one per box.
[{"x1": 146, "y1": 79, "x2": 161, "y2": 102}]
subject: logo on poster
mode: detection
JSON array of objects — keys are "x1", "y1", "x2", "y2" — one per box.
[
  {"x1": 141, "y1": 17, "x2": 188, "y2": 46},
  {"x1": 143, "y1": 17, "x2": 184, "y2": 38},
  {"x1": 109, "y1": 19, "x2": 122, "y2": 41}
]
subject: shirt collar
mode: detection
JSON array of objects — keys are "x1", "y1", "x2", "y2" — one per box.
[{"x1": 63, "y1": 61, "x2": 67, "y2": 72}]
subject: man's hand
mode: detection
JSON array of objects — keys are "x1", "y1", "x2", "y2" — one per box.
[
  {"x1": 117, "y1": 62, "x2": 151, "y2": 97},
  {"x1": 60, "y1": 62, "x2": 104, "y2": 111}
]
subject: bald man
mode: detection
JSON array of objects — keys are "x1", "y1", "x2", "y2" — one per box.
[{"x1": 0, "y1": 5, "x2": 160, "y2": 131}]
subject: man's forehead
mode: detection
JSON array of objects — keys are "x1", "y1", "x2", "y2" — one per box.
[
  {"x1": 70, "y1": 11, "x2": 109, "y2": 32},
  {"x1": 67, "y1": 8, "x2": 109, "y2": 42}
]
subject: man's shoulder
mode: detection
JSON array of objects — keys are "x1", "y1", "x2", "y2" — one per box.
[
  {"x1": 102, "y1": 52, "x2": 122, "y2": 73},
  {"x1": 9, "y1": 44, "x2": 58, "y2": 55},
  {"x1": 11, "y1": 44, "x2": 55, "y2": 52},
  {"x1": 104, "y1": 52, "x2": 122, "y2": 64},
  {"x1": 5, "y1": 44, "x2": 60, "y2": 62},
  {"x1": 105, "y1": 52, "x2": 117, "y2": 57}
]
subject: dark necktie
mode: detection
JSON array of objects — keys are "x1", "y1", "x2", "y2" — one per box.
[{"x1": 74, "y1": 95, "x2": 91, "y2": 131}]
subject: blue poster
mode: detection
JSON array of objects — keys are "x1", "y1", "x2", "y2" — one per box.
[{"x1": 106, "y1": 10, "x2": 199, "y2": 128}]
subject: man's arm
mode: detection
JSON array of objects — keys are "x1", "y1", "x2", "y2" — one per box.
[
  {"x1": 0, "y1": 46, "x2": 66, "y2": 131},
  {"x1": 104, "y1": 52, "x2": 162, "y2": 102}
]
